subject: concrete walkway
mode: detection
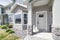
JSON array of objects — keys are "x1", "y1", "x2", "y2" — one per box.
[
  {"x1": 12, "y1": 28, "x2": 27, "y2": 38},
  {"x1": 33, "y1": 33, "x2": 54, "y2": 40},
  {"x1": 24, "y1": 35, "x2": 48, "y2": 40},
  {"x1": 24, "y1": 33, "x2": 54, "y2": 40}
]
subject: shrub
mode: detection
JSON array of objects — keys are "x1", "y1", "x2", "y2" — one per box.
[
  {"x1": 0, "y1": 26, "x2": 2, "y2": 28},
  {"x1": 5, "y1": 23, "x2": 9, "y2": 26},
  {"x1": 8, "y1": 24, "x2": 13, "y2": 28},
  {"x1": 6, "y1": 29, "x2": 15, "y2": 34},
  {"x1": 0, "y1": 32, "x2": 9, "y2": 40},
  {"x1": 1, "y1": 25, "x2": 7, "y2": 29}
]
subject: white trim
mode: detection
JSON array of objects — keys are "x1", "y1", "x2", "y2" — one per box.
[
  {"x1": 10, "y1": 3, "x2": 27, "y2": 12},
  {"x1": 36, "y1": 11, "x2": 47, "y2": 31},
  {"x1": 36, "y1": 12, "x2": 37, "y2": 28}
]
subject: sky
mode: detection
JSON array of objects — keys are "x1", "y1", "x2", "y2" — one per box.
[
  {"x1": 0, "y1": 0, "x2": 13, "y2": 6},
  {"x1": 0, "y1": 0, "x2": 24, "y2": 6}
]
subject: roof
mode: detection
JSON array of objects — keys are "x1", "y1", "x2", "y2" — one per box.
[
  {"x1": 0, "y1": 0, "x2": 13, "y2": 7},
  {"x1": 10, "y1": 3, "x2": 27, "y2": 12}
]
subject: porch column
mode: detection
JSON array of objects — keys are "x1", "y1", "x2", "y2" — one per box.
[
  {"x1": 27, "y1": 3, "x2": 33, "y2": 35},
  {"x1": 52, "y1": 0, "x2": 60, "y2": 40}
]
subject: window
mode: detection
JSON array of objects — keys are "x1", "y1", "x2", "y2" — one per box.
[
  {"x1": 39, "y1": 15, "x2": 44, "y2": 17},
  {"x1": 0, "y1": 7, "x2": 4, "y2": 14},
  {"x1": 8, "y1": 14, "x2": 13, "y2": 22},
  {"x1": 1, "y1": 8, "x2": 5, "y2": 13},
  {"x1": 0, "y1": 7, "x2": 1, "y2": 14},
  {"x1": 15, "y1": 14, "x2": 21, "y2": 24},
  {"x1": 24, "y1": 14, "x2": 27, "y2": 24}
]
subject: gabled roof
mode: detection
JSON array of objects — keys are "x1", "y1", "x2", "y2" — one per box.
[
  {"x1": 10, "y1": 3, "x2": 27, "y2": 12},
  {"x1": 0, "y1": 0, "x2": 13, "y2": 7}
]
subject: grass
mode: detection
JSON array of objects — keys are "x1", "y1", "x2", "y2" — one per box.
[
  {"x1": 0, "y1": 24, "x2": 23, "y2": 40},
  {"x1": 0, "y1": 29, "x2": 22, "y2": 40},
  {"x1": 2, "y1": 34, "x2": 19, "y2": 40}
]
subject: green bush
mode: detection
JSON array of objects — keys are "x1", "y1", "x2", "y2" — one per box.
[
  {"x1": 0, "y1": 26, "x2": 2, "y2": 28},
  {"x1": 8, "y1": 24, "x2": 13, "y2": 28},
  {"x1": 5, "y1": 23, "x2": 9, "y2": 26},
  {"x1": 6, "y1": 29, "x2": 15, "y2": 34},
  {"x1": 1, "y1": 25, "x2": 7, "y2": 29}
]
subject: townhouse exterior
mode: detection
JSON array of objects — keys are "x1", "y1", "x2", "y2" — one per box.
[
  {"x1": 0, "y1": 0, "x2": 27, "y2": 27},
  {"x1": 1, "y1": 0, "x2": 60, "y2": 40},
  {"x1": 0, "y1": 0, "x2": 54, "y2": 35}
]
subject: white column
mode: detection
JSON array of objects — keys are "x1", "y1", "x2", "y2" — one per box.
[
  {"x1": 52, "y1": 0, "x2": 60, "y2": 27},
  {"x1": 27, "y1": 3, "x2": 33, "y2": 35},
  {"x1": 52, "y1": 0, "x2": 60, "y2": 40},
  {"x1": 28, "y1": 3, "x2": 32, "y2": 25}
]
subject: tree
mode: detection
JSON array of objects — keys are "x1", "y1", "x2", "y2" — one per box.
[{"x1": 29, "y1": 0, "x2": 33, "y2": 3}]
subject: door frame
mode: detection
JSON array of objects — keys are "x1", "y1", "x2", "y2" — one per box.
[{"x1": 36, "y1": 11, "x2": 48, "y2": 31}]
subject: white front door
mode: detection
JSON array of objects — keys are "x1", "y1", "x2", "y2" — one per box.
[{"x1": 36, "y1": 11, "x2": 47, "y2": 32}]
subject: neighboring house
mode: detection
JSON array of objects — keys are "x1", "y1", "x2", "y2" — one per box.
[{"x1": 0, "y1": 0, "x2": 13, "y2": 25}]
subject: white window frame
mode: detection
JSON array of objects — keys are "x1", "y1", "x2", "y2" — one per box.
[
  {"x1": 14, "y1": 13, "x2": 22, "y2": 25},
  {"x1": 23, "y1": 12, "x2": 28, "y2": 25}
]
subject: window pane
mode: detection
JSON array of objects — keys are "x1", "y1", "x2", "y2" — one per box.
[
  {"x1": 1, "y1": 8, "x2": 4, "y2": 13},
  {"x1": 8, "y1": 14, "x2": 13, "y2": 22},
  {"x1": 39, "y1": 15, "x2": 44, "y2": 17},
  {"x1": 24, "y1": 14, "x2": 27, "y2": 24},
  {"x1": 15, "y1": 14, "x2": 21, "y2": 24},
  {"x1": 0, "y1": 8, "x2": 1, "y2": 14}
]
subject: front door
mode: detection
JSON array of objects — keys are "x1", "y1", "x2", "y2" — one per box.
[{"x1": 36, "y1": 11, "x2": 47, "y2": 32}]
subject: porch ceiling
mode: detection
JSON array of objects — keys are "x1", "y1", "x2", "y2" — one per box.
[
  {"x1": 33, "y1": 0, "x2": 50, "y2": 7},
  {"x1": 24, "y1": 0, "x2": 53, "y2": 7}
]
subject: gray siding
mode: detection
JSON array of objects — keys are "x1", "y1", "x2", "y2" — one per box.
[
  {"x1": 32, "y1": 5, "x2": 49, "y2": 26},
  {"x1": 32, "y1": 5, "x2": 52, "y2": 32}
]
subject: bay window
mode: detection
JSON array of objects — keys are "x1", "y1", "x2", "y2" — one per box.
[
  {"x1": 15, "y1": 14, "x2": 21, "y2": 24},
  {"x1": 14, "y1": 13, "x2": 28, "y2": 24}
]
